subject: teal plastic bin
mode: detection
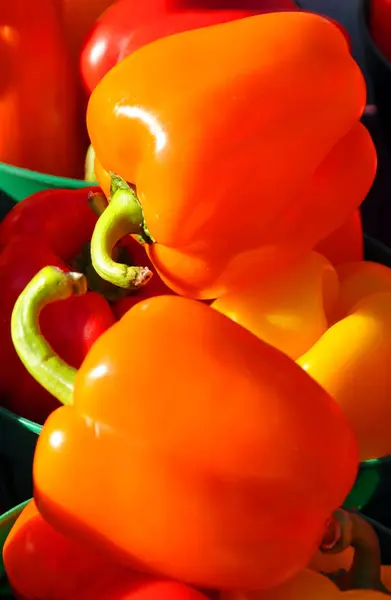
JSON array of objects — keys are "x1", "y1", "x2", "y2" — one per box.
[
  {"x1": 0, "y1": 162, "x2": 91, "y2": 203},
  {"x1": 0, "y1": 408, "x2": 41, "y2": 515}
]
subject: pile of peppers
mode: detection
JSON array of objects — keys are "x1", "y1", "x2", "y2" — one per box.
[
  {"x1": 2, "y1": 0, "x2": 351, "y2": 180},
  {"x1": 4, "y1": 7, "x2": 391, "y2": 600}
]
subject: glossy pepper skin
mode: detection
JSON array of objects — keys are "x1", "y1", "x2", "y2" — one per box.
[
  {"x1": 0, "y1": 188, "x2": 116, "y2": 424},
  {"x1": 80, "y1": 0, "x2": 298, "y2": 93},
  {"x1": 12, "y1": 266, "x2": 358, "y2": 591},
  {"x1": 87, "y1": 12, "x2": 376, "y2": 300},
  {"x1": 213, "y1": 251, "x2": 339, "y2": 360},
  {"x1": 0, "y1": 1, "x2": 83, "y2": 178},
  {"x1": 298, "y1": 284, "x2": 391, "y2": 463},
  {"x1": 212, "y1": 230, "x2": 366, "y2": 361},
  {"x1": 213, "y1": 250, "x2": 391, "y2": 462},
  {"x1": 3, "y1": 500, "x2": 210, "y2": 600}
]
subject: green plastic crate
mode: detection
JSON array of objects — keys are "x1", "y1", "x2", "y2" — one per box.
[
  {"x1": 0, "y1": 162, "x2": 91, "y2": 203},
  {"x1": 0, "y1": 408, "x2": 41, "y2": 515}
]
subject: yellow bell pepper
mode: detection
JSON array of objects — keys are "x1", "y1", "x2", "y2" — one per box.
[
  {"x1": 215, "y1": 256, "x2": 391, "y2": 462},
  {"x1": 298, "y1": 290, "x2": 391, "y2": 462},
  {"x1": 213, "y1": 251, "x2": 338, "y2": 360}
]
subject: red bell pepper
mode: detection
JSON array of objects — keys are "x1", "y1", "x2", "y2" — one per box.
[
  {"x1": 0, "y1": 0, "x2": 84, "y2": 178},
  {"x1": 0, "y1": 189, "x2": 173, "y2": 422},
  {"x1": 53, "y1": 0, "x2": 114, "y2": 67},
  {"x1": 3, "y1": 499, "x2": 210, "y2": 600},
  {"x1": 80, "y1": 0, "x2": 298, "y2": 93},
  {"x1": 0, "y1": 188, "x2": 117, "y2": 424},
  {"x1": 314, "y1": 209, "x2": 363, "y2": 266}
]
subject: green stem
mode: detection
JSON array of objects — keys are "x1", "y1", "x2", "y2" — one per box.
[
  {"x1": 90, "y1": 188, "x2": 153, "y2": 290},
  {"x1": 88, "y1": 191, "x2": 108, "y2": 218},
  {"x1": 320, "y1": 509, "x2": 389, "y2": 594},
  {"x1": 11, "y1": 266, "x2": 86, "y2": 406},
  {"x1": 346, "y1": 512, "x2": 389, "y2": 594}
]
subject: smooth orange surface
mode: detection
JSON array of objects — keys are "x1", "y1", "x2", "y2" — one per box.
[
  {"x1": 221, "y1": 569, "x2": 389, "y2": 598},
  {"x1": 89, "y1": 11, "x2": 376, "y2": 298},
  {"x1": 34, "y1": 296, "x2": 358, "y2": 591},
  {"x1": 0, "y1": 1, "x2": 84, "y2": 178},
  {"x1": 213, "y1": 251, "x2": 338, "y2": 359},
  {"x1": 315, "y1": 210, "x2": 363, "y2": 266},
  {"x1": 298, "y1": 292, "x2": 391, "y2": 461},
  {"x1": 331, "y1": 260, "x2": 391, "y2": 322},
  {"x1": 221, "y1": 570, "x2": 340, "y2": 599}
]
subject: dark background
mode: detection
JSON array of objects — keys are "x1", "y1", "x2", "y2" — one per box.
[
  {"x1": 299, "y1": 0, "x2": 391, "y2": 248},
  {"x1": 301, "y1": 0, "x2": 367, "y2": 77}
]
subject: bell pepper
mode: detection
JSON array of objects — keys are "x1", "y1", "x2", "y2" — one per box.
[
  {"x1": 80, "y1": 0, "x2": 298, "y2": 93},
  {"x1": 297, "y1": 285, "x2": 391, "y2": 463},
  {"x1": 87, "y1": 12, "x2": 376, "y2": 300},
  {"x1": 213, "y1": 251, "x2": 339, "y2": 360},
  {"x1": 330, "y1": 260, "x2": 391, "y2": 323},
  {"x1": 0, "y1": 0, "x2": 84, "y2": 178},
  {"x1": 314, "y1": 210, "x2": 363, "y2": 267},
  {"x1": 0, "y1": 188, "x2": 117, "y2": 424},
  {"x1": 220, "y1": 573, "x2": 388, "y2": 599},
  {"x1": 213, "y1": 250, "x2": 391, "y2": 462},
  {"x1": 3, "y1": 499, "x2": 210, "y2": 600},
  {"x1": 222, "y1": 510, "x2": 390, "y2": 597},
  {"x1": 222, "y1": 571, "x2": 341, "y2": 599},
  {"x1": 212, "y1": 234, "x2": 370, "y2": 361},
  {"x1": 53, "y1": 0, "x2": 114, "y2": 68},
  {"x1": 0, "y1": 188, "x2": 173, "y2": 423},
  {"x1": 11, "y1": 265, "x2": 358, "y2": 590}
]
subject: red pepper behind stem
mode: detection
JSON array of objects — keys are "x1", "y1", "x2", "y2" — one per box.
[
  {"x1": 0, "y1": 188, "x2": 174, "y2": 422},
  {"x1": 80, "y1": 0, "x2": 299, "y2": 93},
  {"x1": 0, "y1": 189, "x2": 116, "y2": 423}
]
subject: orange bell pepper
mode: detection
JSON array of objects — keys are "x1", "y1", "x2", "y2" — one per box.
[
  {"x1": 213, "y1": 251, "x2": 339, "y2": 360},
  {"x1": 11, "y1": 266, "x2": 358, "y2": 591},
  {"x1": 214, "y1": 254, "x2": 391, "y2": 462},
  {"x1": 0, "y1": 0, "x2": 84, "y2": 178},
  {"x1": 221, "y1": 572, "x2": 388, "y2": 599},
  {"x1": 86, "y1": 11, "x2": 376, "y2": 300}
]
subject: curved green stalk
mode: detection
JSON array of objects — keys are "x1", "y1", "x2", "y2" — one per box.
[
  {"x1": 91, "y1": 187, "x2": 153, "y2": 290},
  {"x1": 321, "y1": 509, "x2": 390, "y2": 594},
  {"x1": 11, "y1": 266, "x2": 86, "y2": 406},
  {"x1": 88, "y1": 191, "x2": 109, "y2": 217}
]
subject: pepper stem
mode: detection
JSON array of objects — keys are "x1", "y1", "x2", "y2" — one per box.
[
  {"x1": 321, "y1": 509, "x2": 390, "y2": 594},
  {"x1": 91, "y1": 186, "x2": 153, "y2": 290},
  {"x1": 88, "y1": 191, "x2": 108, "y2": 217},
  {"x1": 11, "y1": 266, "x2": 86, "y2": 406}
]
